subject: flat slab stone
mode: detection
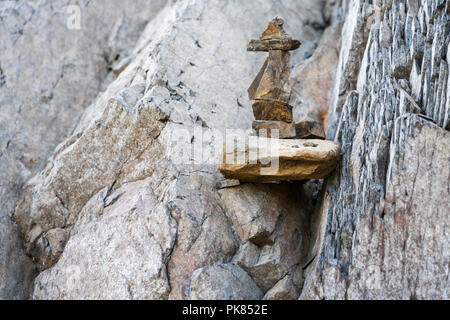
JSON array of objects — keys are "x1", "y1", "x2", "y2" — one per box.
[
  {"x1": 294, "y1": 120, "x2": 326, "y2": 139},
  {"x1": 247, "y1": 38, "x2": 301, "y2": 51},
  {"x1": 218, "y1": 136, "x2": 341, "y2": 182}
]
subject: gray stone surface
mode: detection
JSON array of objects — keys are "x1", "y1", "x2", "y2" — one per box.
[
  {"x1": 262, "y1": 275, "x2": 299, "y2": 300},
  {"x1": 0, "y1": 0, "x2": 167, "y2": 299},
  {"x1": 33, "y1": 178, "x2": 176, "y2": 299},
  {"x1": 4, "y1": 0, "x2": 448, "y2": 300}
]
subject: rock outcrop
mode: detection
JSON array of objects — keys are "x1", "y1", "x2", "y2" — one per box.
[
  {"x1": 11, "y1": 0, "x2": 326, "y2": 299},
  {"x1": 0, "y1": 0, "x2": 167, "y2": 299},
  {"x1": 300, "y1": 0, "x2": 450, "y2": 300},
  {"x1": 2, "y1": 0, "x2": 448, "y2": 300}
]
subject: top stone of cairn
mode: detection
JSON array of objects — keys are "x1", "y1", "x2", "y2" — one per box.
[{"x1": 247, "y1": 17, "x2": 301, "y2": 52}]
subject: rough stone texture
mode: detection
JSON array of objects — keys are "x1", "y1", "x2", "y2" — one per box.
[
  {"x1": 5, "y1": 0, "x2": 448, "y2": 301},
  {"x1": 294, "y1": 120, "x2": 326, "y2": 139},
  {"x1": 251, "y1": 119, "x2": 326, "y2": 139},
  {"x1": 216, "y1": 179, "x2": 241, "y2": 189},
  {"x1": 0, "y1": 216, "x2": 35, "y2": 299},
  {"x1": 301, "y1": 0, "x2": 449, "y2": 300},
  {"x1": 33, "y1": 179, "x2": 176, "y2": 299},
  {"x1": 252, "y1": 120, "x2": 297, "y2": 139},
  {"x1": 187, "y1": 263, "x2": 263, "y2": 300},
  {"x1": 0, "y1": 0, "x2": 167, "y2": 299},
  {"x1": 224, "y1": 183, "x2": 314, "y2": 293},
  {"x1": 290, "y1": 25, "x2": 341, "y2": 128},
  {"x1": 218, "y1": 136, "x2": 341, "y2": 182},
  {"x1": 11, "y1": 0, "x2": 326, "y2": 299},
  {"x1": 262, "y1": 275, "x2": 300, "y2": 300},
  {"x1": 247, "y1": 38, "x2": 301, "y2": 52}
]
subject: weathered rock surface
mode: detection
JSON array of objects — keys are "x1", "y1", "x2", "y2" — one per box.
[
  {"x1": 262, "y1": 275, "x2": 300, "y2": 300},
  {"x1": 11, "y1": 0, "x2": 326, "y2": 299},
  {"x1": 218, "y1": 136, "x2": 341, "y2": 182},
  {"x1": 222, "y1": 183, "x2": 314, "y2": 293},
  {"x1": 252, "y1": 119, "x2": 326, "y2": 139},
  {"x1": 34, "y1": 178, "x2": 176, "y2": 299},
  {"x1": 187, "y1": 263, "x2": 263, "y2": 300},
  {"x1": 290, "y1": 25, "x2": 340, "y2": 128},
  {"x1": 0, "y1": 0, "x2": 167, "y2": 299},
  {"x1": 252, "y1": 120, "x2": 297, "y2": 138},
  {"x1": 302, "y1": 114, "x2": 450, "y2": 300},
  {"x1": 0, "y1": 216, "x2": 35, "y2": 299},
  {"x1": 301, "y1": 0, "x2": 449, "y2": 300}
]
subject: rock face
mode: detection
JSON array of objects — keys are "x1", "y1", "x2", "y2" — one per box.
[
  {"x1": 188, "y1": 263, "x2": 263, "y2": 300},
  {"x1": 0, "y1": 0, "x2": 167, "y2": 299},
  {"x1": 3, "y1": 0, "x2": 449, "y2": 300},
  {"x1": 300, "y1": 0, "x2": 450, "y2": 300}
]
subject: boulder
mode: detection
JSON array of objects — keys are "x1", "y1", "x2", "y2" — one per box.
[{"x1": 188, "y1": 263, "x2": 263, "y2": 300}]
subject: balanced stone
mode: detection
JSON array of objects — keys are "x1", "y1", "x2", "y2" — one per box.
[
  {"x1": 247, "y1": 17, "x2": 300, "y2": 122},
  {"x1": 259, "y1": 17, "x2": 287, "y2": 40},
  {"x1": 248, "y1": 50, "x2": 291, "y2": 103}
]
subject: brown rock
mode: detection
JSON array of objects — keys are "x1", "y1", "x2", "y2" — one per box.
[
  {"x1": 252, "y1": 120, "x2": 296, "y2": 138},
  {"x1": 262, "y1": 275, "x2": 300, "y2": 300},
  {"x1": 218, "y1": 136, "x2": 341, "y2": 182},
  {"x1": 249, "y1": 50, "x2": 291, "y2": 103},
  {"x1": 259, "y1": 17, "x2": 287, "y2": 40},
  {"x1": 294, "y1": 120, "x2": 326, "y2": 139},
  {"x1": 252, "y1": 120, "x2": 326, "y2": 140},
  {"x1": 247, "y1": 38, "x2": 301, "y2": 52},
  {"x1": 251, "y1": 100, "x2": 293, "y2": 122}
]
